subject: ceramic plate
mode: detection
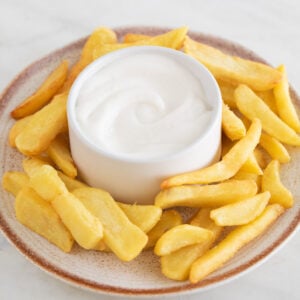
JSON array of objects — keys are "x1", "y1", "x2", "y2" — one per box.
[{"x1": 0, "y1": 27, "x2": 299, "y2": 297}]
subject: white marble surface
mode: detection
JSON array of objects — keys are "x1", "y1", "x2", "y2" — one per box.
[{"x1": 0, "y1": 0, "x2": 299, "y2": 299}]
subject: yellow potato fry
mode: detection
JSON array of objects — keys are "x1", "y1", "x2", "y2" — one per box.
[
  {"x1": 47, "y1": 135, "x2": 77, "y2": 178},
  {"x1": 239, "y1": 152, "x2": 263, "y2": 175},
  {"x1": 210, "y1": 191, "x2": 270, "y2": 226},
  {"x1": 58, "y1": 171, "x2": 88, "y2": 191},
  {"x1": 146, "y1": 210, "x2": 182, "y2": 249},
  {"x1": 117, "y1": 203, "x2": 162, "y2": 233},
  {"x1": 123, "y1": 33, "x2": 151, "y2": 43},
  {"x1": 93, "y1": 27, "x2": 188, "y2": 60},
  {"x1": 260, "y1": 133, "x2": 290, "y2": 163},
  {"x1": 15, "y1": 187, "x2": 74, "y2": 252},
  {"x1": 61, "y1": 27, "x2": 117, "y2": 92},
  {"x1": 161, "y1": 119, "x2": 261, "y2": 188},
  {"x1": 274, "y1": 65, "x2": 300, "y2": 132},
  {"x1": 29, "y1": 165, "x2": 68, "y2": 201},
  {"x1": 9, "y1": 115, "x2": 32, "y2": 147},
  {"x1": 161, "y1": 209, "x2": 223, "y2": 281},
  {"x1": 155, "y1": 179, "x2": 257, "y2": 209},
  {"x1": 154, "y1": 224, "x2": 214, "y2": 256},
  {"x1": 52, "y1": 191, "x2": 103, "y2": 249},
  {"x1": 11, "y1": 61, "x2": 68, "y2": 119},
  {"x1": 15, "y1": 93, "x2": 68, "y2": 156},
  {"x1": 73, "y1": 188, "x2": 148, "y2": 261},
  {"x1": 217, "y1": 79, "x2": 237, "y2": 108},
  {"x1": 2, "y1": 171, "x2": 29, "y2": 196},
  {"x1": 262, "y1": 160, "x2": 293, "y2": 208},
  {"x1": 190, "y1": 204, "x2": 284, "y2": 283},
  {"x1": 235, "y1": 84, "x2": 300, "y2": 145},
  {"x1": 184, "y1": 37, "x2": 282, "y2": 91},
  {"x1": 256, "y1": 89, "x2": 277, "y2": 114},
  {"x1": 222, "y1": 104, "x2": 246, "y2": 141},
  {"x1": 22, "y1": 157, "x2": 51, "y2": 177}
]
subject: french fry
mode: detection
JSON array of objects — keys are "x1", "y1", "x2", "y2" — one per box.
[
  {"x1": 73, "y1": 188, "x2": 148, "y2": 261},
  {"x1": 161, "y1": 119, "x2": 261, "y2": 188},
  {"x1": 154, "y1": 224, "x2": 214, "y2": 256},
  {"x1": 123, "y1": 33, "x2": 151, "y2": 43},
  {"x1": 15, "y1": 93, "x2": 68, "y2": 156},
  {"x1": 232, "y1": 171, "x2": 261, "y2": 188},
  {"x1": 22, "y1": 157, "x2": 52, "y2": 177},
  {"x1": 93, "y1": 27, "x2": 188, "y2": 60},
  {"x1": 58, "y1": 171, "x2": 88, "y2": 191},
  {"x1": 15, "y1": 187, "x2": 74, "y2": 252},
  {"x1": 217, "y1": 79, "x2": 237, "y2": 108},
  {"x1": 210, "y1": 191, "x2": 270, "y2": 226},
  {"x1": 146, "y1": 210, "x2": 182, "y2": 249},
  {"x1": 47, "y1": 135, "x2": 77, "y2": 178},
  {"x1": 256, "y1": 89, "x2": 278, "y2": 114},
  {"x1": 222, "y1": 104, "x2": 246, "y2": 141},
  {"x1": 161, "y1": 209, "x2": 223, "y2": 281},
  {"x1": 262, "y1": 160, "x2": 293, "y2": 208},
  {"x1": 2, "y1": 171, "x2": 29, "y2": 196},
  {"x1": 11, "y1": 61, "x2": 68, "y2": 119},
  {"x1": 274, "y1": 65, "x2": 300, "y2": 132},
  {"x1": 9, "y1": 115, "x2": 32, "y2": 147},
  {"x1": 190, "y1": 204, "x2": 284, "y2": 283},
  {"x1": 155, "y1": 179, "x2": 257, "y2": 209},
  {"x1": 239, "y1": 152, "x2": 263, "y2": 175},
  {"x1": 117, "y1": 203, "x2": 162, "y2": 233},
  {"x1": 260, "y1": 133, "x2": 290, "y2": 163},
  {"x1": 235, "y1": 84, "x2": 300, "y2": 145},
  {"x1": 184, "y1": 37, "x2": 282, "y2": 91}
]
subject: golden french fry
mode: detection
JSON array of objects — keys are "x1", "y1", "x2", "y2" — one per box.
[
  {"x1": 2, "y1": 171, "x2": 29, "y2": 196},
  {"x1": 210, "y1": 191, "x2": 270, "y2": 226},
  {"x1": 155, "y1": 179, "x2": 257, "y2": 209},
  {"x1": 22, "y1": 157, "x2": 52, "y2": 177},
  {"x1": 260, "y1": 133, "x2": 290, "y2": 163},
  {"x1": 239, "y1": 152, "x2": 263, "y2": 175},
  {"x1": 15, "y1": 187, "x2": 74, "y2": 252},
  {"x1": 73, "y1": 188, "x2": 148, "y2": 261},
  {"x1": 222, "y1": 104, "x2": 246, "y2": 141},
  {"x1": 123, "y1": 33, "x2": 151, "y2": 43},
  {"x1": 217, "y1": 79, "x2": 237, "y2": 108},
  {"x1": 11, "y1": 61, "x2": 68, "y2": 119},
  {"x1": 274, "y1": 65, "x2": 300, "y2": 132},
  {"x1": 161, "y1": 119, "x2": 261, "y2": 188},
  {"x1": 146, "y1": 210, "x2": 182, "y2": 249},
  {"x1": 93, "y1": 27, "x2": 188, "y2": 60},
  {"x1": 9, "y1": 115, "x2": 32, "y2": 147},
  {"x1": 117, "y1": 203, "x2": 162, "y2": 233},
  {"x1": 256, "y1": 89, "x2": 278, "y2": 114},
  {"x1": 190, "y1": 204, "x2": 284, "y2": 283},
  {"x1": 154, "y1": 224, "x2": 214, "y2": 256},
  {"x1": 262, "y1": 160, "x2": 293, "y2": 208},
  {"x1": 184, "y1": 37, "x2": 282, "y2": 91},
  {"x1": 161, "y1": 209, "x2": 223, "y2": 281},
  {"x1": 235, "y1": 84, "x2": 300, "y2": 145},
  {"x1": 15, "y1": 93, "x2": 68, "y2": 156},
  {"x1": 47, "y1": 135, "x2": 77, "y2": 178},
  {"x1": 61, "y1": 27, "x2": 117, "y2": 92}
]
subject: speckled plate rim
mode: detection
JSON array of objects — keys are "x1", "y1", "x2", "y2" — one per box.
[{"x1": 0, "y1": 26, "x2": 299, "y2": 298}]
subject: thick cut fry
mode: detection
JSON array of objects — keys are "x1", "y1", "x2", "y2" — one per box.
[
  {"x1": 11, "y1": 61, "x2": 68, "y2": 119},
  {"x1": 161, "y1": 209, "x2": 223, "y2": 281},
  {"x1": 210, "y1": 192, "x2": 270, "y2": 226},
  {"x1": 73, "y1": 188, "x2": 148, "y2": 261},
  {"x1": 184, "y1": 37, "x2": 282, "y2": 91},
  {"x1": 29, "y1": 165, "x2": 68, "y2": 201},
  {"x1": 123, "y1": 33, "x2": 151, "y2": 43},
  {"x1": 2, "y1": 171, "x2": 29, "y2": 196},
  {"x1": 93, "y1": 27, "x2": 188, "y2": 60},
  {"x1": 61, "y1": 27, "x2": 117, "y2": 92},
  {"x1": 15, "y1": 93, "x2": 68, "y2": 156},
  {"x1": 222, "y1": 104, "x2": 246, "y2": 141},
  {"x1": 217, "y1": 79, "x2": 237, "y2": 108},
  {"x1": 260, "y1": 133, "x2": 290, "y2": 163},
  {"x1": 52, "y1": 191, "x2": 103, "y2": 249},
  {"x1": 15, "y1": 187, "x2": 74, "y2": 252},
  {"x1": 146, "y1": 210, "x2": 182, "y2": 249},
  {"x1": 47, "y1": 135, "x2": 77, "y2": 178},
  {"x1": 117, "y1": 203, "x2": 162, "y2": 233},
  {"x1": 154, "y1": 224, "x2": 214, "y2": 256},
  {"x1": 256, "y1": 90, "x2": 277, "y2": 114},
  {"x1": 262, "y1": 160, "x2": 293, "y2": 208},
  {"x1": 235, "y1": 84, "x2": 300, "y2": 145},
  {"x1": 161, "y1": 119, "x2": 261, "y2": 188},
  {"x1": 22, "y1": 157, "x2": 51, "y2": 177},
  {"x1": 274, "y1": 65, "x2": 300, "y2": 132},
  {"x1": 155, "y1": 179, "x2": 257, "y2": 209},
  {"x1": 9, "y1": 115, "x2": 32, "y2": 147},
  {"x1": 190, "y1": 204, "x2": 284, "y2": 283}
]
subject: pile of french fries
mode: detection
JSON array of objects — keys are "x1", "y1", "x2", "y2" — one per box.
[{"x1": 2, "y1": 26, "x2": 298, "y2": 284}]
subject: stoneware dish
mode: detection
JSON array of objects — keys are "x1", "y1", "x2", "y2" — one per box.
[{"x1": 0, "y1": 27, "x2": 299, "y2": 297}]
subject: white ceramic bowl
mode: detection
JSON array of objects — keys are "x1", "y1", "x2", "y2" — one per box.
[{"x1": 67, "y1": 46, "x2": 222, "y2": 204}]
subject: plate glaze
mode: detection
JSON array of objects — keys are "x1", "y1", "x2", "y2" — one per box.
[{"x1": 0, "y1": 27, "x2": 299, "y2": 297}]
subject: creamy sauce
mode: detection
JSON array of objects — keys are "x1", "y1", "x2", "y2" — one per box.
[{"x1": 75, "y1": 51, "x2": 213, "y2": 159}]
